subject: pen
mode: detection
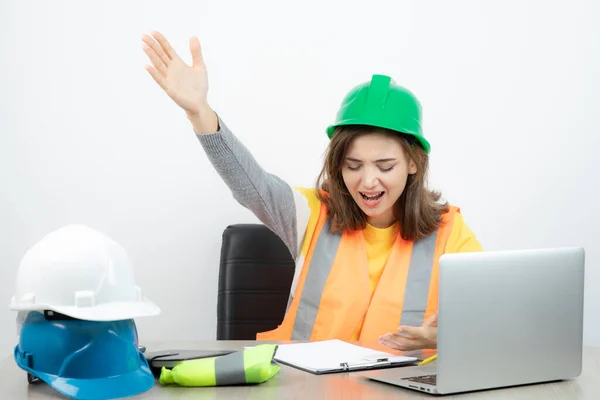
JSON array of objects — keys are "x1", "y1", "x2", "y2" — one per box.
[{"x1": 418, "y1": 354, "x2": 437, "y2": 366}]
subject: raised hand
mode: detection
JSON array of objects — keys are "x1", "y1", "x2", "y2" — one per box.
[{"x1": 142, "y1": 31, "x2": 217, "y2": 133}]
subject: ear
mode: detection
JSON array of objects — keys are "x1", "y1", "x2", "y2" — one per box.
[{"x1": 408, "y1": 160, "x2": 417, "y2": 175}]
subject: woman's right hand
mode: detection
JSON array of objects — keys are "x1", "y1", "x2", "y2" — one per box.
[{"x1": 142, "y1": 31, "x2": 217, "y2": 133}]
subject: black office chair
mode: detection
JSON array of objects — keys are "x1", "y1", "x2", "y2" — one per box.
[{"x1": 216, "y1": 224, "x2": 295, "y2": 340}]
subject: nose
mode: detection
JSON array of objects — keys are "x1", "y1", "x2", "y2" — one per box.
[{"x1": 361, "y1": 167, "x2": 379, "y2": 189}]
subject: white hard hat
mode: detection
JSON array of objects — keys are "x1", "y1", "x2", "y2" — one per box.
[{"x1": 9, "y1": 224, "x2": 160, "y2": 321}]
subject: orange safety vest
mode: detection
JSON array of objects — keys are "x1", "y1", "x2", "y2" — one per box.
[{"x1": 257, "y1": 198, "x2": 459, "y2": 342}]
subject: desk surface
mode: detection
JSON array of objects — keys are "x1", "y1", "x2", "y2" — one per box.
[{"x1": 2, "y1": 341, "x2": 599, "y2": 399}]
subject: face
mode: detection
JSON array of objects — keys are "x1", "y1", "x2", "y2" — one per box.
[{"x1": 342, "y1": 133, "x2": 417, "y2": 228}]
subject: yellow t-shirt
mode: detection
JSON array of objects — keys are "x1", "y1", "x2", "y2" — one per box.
[{"x1": 350, "y1": 222, "x2": 399, "y2": 340}]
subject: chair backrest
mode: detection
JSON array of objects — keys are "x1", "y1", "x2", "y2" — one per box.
[{"x1": 217, "y1": 224, "x2": 295, "y2": 340}]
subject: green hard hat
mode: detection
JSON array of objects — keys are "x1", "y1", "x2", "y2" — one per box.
[{"x1": 326, "y1": 74, "x2": 430, "y2": 154}]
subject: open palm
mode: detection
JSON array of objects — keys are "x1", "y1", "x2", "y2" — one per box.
[
  {"x1": 142, "y1": 31, "x2": 208, "y2": 116},
  {"x1": 378, "y1": 313, "x2": 438, "y2": 351}
]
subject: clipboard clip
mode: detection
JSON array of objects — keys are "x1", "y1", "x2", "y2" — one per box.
[{"x1": 339, "y1": 357, "x2": 391, "y2": 371}]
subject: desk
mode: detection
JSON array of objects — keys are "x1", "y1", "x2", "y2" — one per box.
[{"x1": 2, "y1": 341, "x2": 598, "y2": 399}]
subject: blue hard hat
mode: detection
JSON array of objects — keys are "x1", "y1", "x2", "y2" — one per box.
[{"x1": 14, "y1": 311, "x2": 154, "y2": 400}]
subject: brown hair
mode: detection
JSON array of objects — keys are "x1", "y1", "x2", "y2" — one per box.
[{"x1": 316, "y1": 125, "x2": 449, "y2": 241}]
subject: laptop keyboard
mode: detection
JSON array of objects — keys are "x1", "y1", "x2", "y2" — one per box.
[{"x1": 402, "y1": 374, "x2": 437, "y2": 386}]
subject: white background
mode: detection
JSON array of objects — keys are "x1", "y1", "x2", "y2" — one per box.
[{"x1": 1, "y1": 0, "x2": 599, "y2": 357}]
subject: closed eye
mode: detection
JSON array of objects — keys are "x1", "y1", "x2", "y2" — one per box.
[{"x1": 345, "y1": 164, "x2": 395, "y2": 172}]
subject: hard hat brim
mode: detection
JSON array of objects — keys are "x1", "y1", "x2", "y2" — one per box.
[
  {"x1": 15, "y1": 347, "x2": 155, "y2": 399},
  {"x1": 9, "y1": 298, "x2": 161, "y2": 321},
  {"x1": 326, "y1": 119, "x2": 431, "y2": 154}
]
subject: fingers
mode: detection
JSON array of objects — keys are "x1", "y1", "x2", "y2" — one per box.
[
  {"x1": 425, "y1": 312, "x2": 438, "y2": 327},
  {"x1": 379, "y1": 320, "x2": 437, "y2": 351},
  {"x1": 144, "y1": 65, "x2": 167, "y2": 92},
  {"x1": 150, "y1": 31, "x2": 177, "y2": 61},
  {"x1": 398, "y1": 325, "x2": 422, "y2": 338},
  {"x1": 142, "y1": 34, "x2": 170, "y2": 65},
  {"x1": 378, "y1": 324, "x2": 430, "y2": 351},
  {"x1": 379, "y1": 334, "x2": 421, "y2": 351},
  {"x1": 142, "y1": 42, "x2": 168, "y2": 77},
  {"x1": 189, "y1": 36, "x2": 204, "y2": 68}
]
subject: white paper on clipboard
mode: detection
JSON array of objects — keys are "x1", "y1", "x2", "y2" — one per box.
[{"x1": 272, "y1": 339, "x2": 417, "y2": 374}]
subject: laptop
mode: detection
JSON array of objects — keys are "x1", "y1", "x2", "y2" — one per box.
[{"x1": 358, "y1": 247, "x2": 585, "y2": 395}]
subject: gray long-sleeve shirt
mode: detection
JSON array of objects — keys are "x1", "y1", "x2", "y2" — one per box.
[{"x1": 195, "y1": 115, "x2": 311, "y2": 262}]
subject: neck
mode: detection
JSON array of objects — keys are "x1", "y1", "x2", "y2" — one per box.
[{"x1": 367, "y1": 211, "x2": 397, "y2": 229}]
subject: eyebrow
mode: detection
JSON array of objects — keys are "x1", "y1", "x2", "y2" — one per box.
[{"x1": 345, "y1": 157, "x2": 397, "y2": 163}]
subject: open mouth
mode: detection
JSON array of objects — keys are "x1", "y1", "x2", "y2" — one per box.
[{"x1": 360, "y1": 191, "x2": 385, "y2": 201}]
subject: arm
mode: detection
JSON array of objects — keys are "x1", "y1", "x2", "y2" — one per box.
[
  {"x1": 196, "y1": 115, "x2": 308, "y2": 259},
  {"x1": 141, "y1": 31, "x2": 310, "y2": 259}
]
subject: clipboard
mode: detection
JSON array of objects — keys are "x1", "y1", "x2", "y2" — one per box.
[
  {"x1": 272, "y1": 339, "x2": 417, "y2": 374},
  {"x1": 144, "y1": 349, "x2": 235, "y2": 372}
]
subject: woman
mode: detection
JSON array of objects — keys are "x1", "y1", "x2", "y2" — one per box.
[{"x1": 141, "y1": 31, "x2": 482, "y2": 351}]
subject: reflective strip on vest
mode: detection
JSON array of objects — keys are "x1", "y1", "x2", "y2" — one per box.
[
  {"x1": 398, "y1": 230, "x2": 438, "y2": 327},
  {"x1": 291, "y1": 220, "x2": 341, "y2": 340},
  {"x1": 291, "y1": 222, "x2": 438, "y2": 339},
  {"x1": 214, "y1": 350, "x2": 246, "y2": 385}
]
